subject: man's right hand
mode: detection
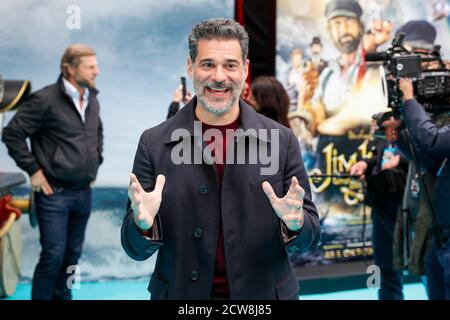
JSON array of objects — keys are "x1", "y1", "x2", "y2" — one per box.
[
  {"x1": 128, "y1": 173, "x2": 165, "y2": 232},
  {"x1": 349, "y1": 161, "x2": 368, "y2": 180},
  {"x1": 30, "y1": 169, "x2": 54, "y2": 195}
]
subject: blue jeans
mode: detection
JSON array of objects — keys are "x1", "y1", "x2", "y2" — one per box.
[
  {"x1": 425, "y1": 235, "x2": 450, "y2": 300},
  {"x1": 372, "y1": 200, "x2": 404, "y2": 300},
  {"x1": 31, "y1": 187, "x2": 91, "y2": 300}
]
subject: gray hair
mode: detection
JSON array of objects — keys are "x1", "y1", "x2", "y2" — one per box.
[{"x1": 188, "y1": 18, "x2": 249, "y2": 63}]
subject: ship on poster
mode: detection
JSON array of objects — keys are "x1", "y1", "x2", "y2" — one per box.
[{"x1": 276, "y1": 0, "x2": 450, "y2": 266}]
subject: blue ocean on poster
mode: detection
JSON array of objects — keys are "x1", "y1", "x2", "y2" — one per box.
[{"x1": 12, "y1": 187, "x2": 156, "y2": 283}]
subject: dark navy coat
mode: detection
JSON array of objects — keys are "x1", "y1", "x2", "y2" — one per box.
[{"x1": 121, "y1": 98, "x2": 320, "y2": 299}]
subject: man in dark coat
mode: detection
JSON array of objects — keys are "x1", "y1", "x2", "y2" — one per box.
[
  {"x1": 121, "y1": 18, "x2": 321, "y2": 300},
  {"x1": 350, "y1": 120, "x2": 408, "y2": 300},
  {"x1": 2, "y1": 44, "x2": 103, "y2": 300}
]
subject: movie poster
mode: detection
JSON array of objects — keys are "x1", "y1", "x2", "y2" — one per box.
[{"x1": 277, "y1": 0, "x2": 450, "y2": 267}]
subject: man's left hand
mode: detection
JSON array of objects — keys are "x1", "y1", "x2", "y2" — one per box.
[{"x1": 262, "y1": 176, "x2": 305, "y2": 231}]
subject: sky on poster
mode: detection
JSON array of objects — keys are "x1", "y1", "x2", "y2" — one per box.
[{"x1": 0, "y1": 0, "x2": 234, "y2": 186}]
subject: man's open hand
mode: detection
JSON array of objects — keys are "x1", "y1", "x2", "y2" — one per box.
[
  {"x1": 262, "y1": 176, "x2": 305, "y2": 231},
  {"x1": 128, "y1": 173, "x2": 165, "y2": 231}
]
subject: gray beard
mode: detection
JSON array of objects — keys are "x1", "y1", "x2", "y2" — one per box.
[{"x1": 194, "y1": 78, "x2": 243, "y2": 115}]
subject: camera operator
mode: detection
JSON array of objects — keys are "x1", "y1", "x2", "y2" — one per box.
[
  {"x1": 380, "y1": 20, "x2": 450, "y2": 300},
  {"x1": 368, "y1": 19, "x2": 450, "y2": 299},
  {"x1": 350, "y1": 118, "x2": 408, "y2": 300},
  {"x1": 398, "y1": 76, "x2": 450, "y2": 299}
]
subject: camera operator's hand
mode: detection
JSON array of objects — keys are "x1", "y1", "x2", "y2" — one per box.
[
  {"x1": 349, "y1": 161, "x2": 368, "y2": 180},
  {"x1": 382, "y1": 116, "x2": 401, "y2": 142},
  {"x1": 399, "y1": 78, "x2": 414, "y2": 101},
  {"x1": 173, "y1": 84, "x2": 193, "y2": 104}
]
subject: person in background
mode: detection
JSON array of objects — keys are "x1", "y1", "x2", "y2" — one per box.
[
  {"x1": 2, "y1": 44, "x2": 103, "y2": 300},
  {"x1": 247, "y1": 76, "x2": 291, "y2": 128},
  {"x1": 398, "y1": 77, "x2": 450, "y2": 300},
  {"x1": 350, "y1": 117, "x2": 408, "y2": 300},
  {"x1": 385, "y1": 20, "x2": 450, "y2": 299},
  {"x1": 167, "y1": 84, "x2": 193, "y2": 119}
]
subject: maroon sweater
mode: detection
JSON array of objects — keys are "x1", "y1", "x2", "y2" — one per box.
[{"x1": 202, "y1": 117, "x2": 240, "y2": 299}]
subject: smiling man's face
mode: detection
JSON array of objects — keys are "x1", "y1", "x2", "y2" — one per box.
[{"x1": 188, "y1": 38, "x2": 249, "y2": 116}]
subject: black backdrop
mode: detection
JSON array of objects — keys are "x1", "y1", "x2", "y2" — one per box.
[{"x1": 235, "y1": 0, "x2": 276, "y2": 82}]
